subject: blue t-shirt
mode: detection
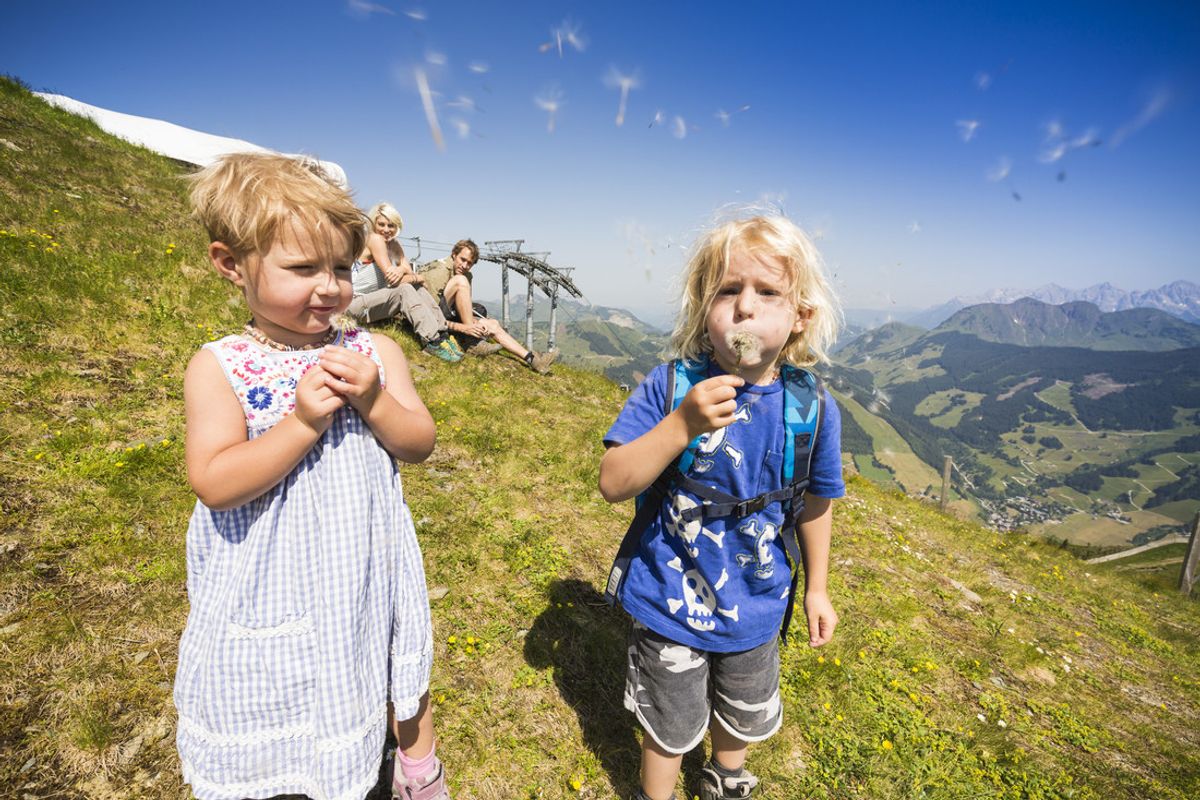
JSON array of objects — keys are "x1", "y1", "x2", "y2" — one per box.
[{"x1": 604, "y1": 361, "x2": 845, "y2": 652}]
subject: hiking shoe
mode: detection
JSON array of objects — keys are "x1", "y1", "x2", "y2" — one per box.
[
  {"x1": 465, "y1": 340, "x2": 503, "y2": 357},
  {"x1": 699, "y1": 760, "x2": 758, "y2": 799},
  {"x1": 393, "y1": 760, "x2": 450, "y2": 800},
  {"x1": 423, "y1": 339, "x2": 462, "y2": 362},
  {"x1": 444, "y1": 336, "x2": 465, "y2": 358},
  {"x1": 528, "y1": 350, "x2": 557, "y2": 374}
]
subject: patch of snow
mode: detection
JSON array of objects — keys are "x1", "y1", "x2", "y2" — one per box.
[{"x1": 35, "y1": 93, "x2": 347, "y2": 186}]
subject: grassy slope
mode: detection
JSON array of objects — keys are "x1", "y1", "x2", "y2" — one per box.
[{"x1": 2, "y1": 79, "x2": 1199, "y2": 800}]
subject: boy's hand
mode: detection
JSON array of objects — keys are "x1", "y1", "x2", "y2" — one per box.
[
  {"x1": 675, "y1": 374, "x2": 745, "y2": 439},
  {"x1": 294, "y1": 365, "x2": 345, "y2": 435},
  {"x1": 318, "y1": 346, "x2": 382, "y2": 414},
  {"x1": 804, "y1": 589, "x2": 838, "y2": 647}
]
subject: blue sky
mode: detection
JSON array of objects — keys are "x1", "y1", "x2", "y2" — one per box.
[{"x1": 4, "y1": 0, "x2": 1198, "y2": 327}]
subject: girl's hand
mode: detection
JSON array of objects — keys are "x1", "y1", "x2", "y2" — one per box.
[
  {"x1": 675, "y1": 374, "x2": 745, "y2": 439},
  {"x1": 319, "y1": 346, "x2": 382, "y2": 414},
  {"x1": 804, "y1": 589, "x2": 838, "y2": 647},
  {"x1": 383, "y1": 266, "x2": 405, "y2": 286},
  {"x1": 294, "y1": 364, "x2": 345, "y2": 434}
]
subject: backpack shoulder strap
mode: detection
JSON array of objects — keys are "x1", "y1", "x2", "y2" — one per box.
[{"x1": 777, "y1": 365, "x2": 825, "y2": 641}]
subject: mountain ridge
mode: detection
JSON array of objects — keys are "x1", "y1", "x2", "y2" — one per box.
[
  {"x1": 906, "y1": 280, "x2": 1200, "y2": 329},
  {"x1": 934, "y1": 297, "x2": 1200, "y2": 350}
]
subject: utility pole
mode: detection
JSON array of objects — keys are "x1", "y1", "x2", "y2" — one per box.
[
  {"x1": 941, "y1": 455, "x2": 953, "y2": 511},
  {"x1": 1179, "y1": 511, "x2": 1200, "y2": 597}
]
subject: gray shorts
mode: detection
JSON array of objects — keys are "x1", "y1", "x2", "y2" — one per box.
[{"x1": 624, "y1": 622, "x2": 783, "y2": 754}]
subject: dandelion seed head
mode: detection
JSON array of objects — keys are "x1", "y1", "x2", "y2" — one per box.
[{"x1": 671, "y1": 115, "x2": 687, "y2": 139}]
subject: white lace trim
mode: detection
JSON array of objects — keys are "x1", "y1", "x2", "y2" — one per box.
[
  {"x1": 227, "y1": 615, "x2": 313, "y2": 639},
  {"x1": 390, "y1": 645, "x2": 431, "y2": 666},
  {"x1": 181, "y1": 757, "x2": 379, "y2": 800},
  {"x1": 177, "y1": 703, "x2": 386, "y2": 753}
]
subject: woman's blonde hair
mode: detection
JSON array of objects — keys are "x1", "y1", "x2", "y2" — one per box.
[
  {"x1": 367, "y1": 202, "x2": 404, "y2": 231},
  {"x1": 189, "y1": 153, "x2": 367, "y2": 266},
  {"x1": 670, "y1": 215, "x2": 842, "y2": 367}
]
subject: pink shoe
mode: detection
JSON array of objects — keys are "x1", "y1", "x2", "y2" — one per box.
[{"x1": 393, "y1": 759, "x2": 450, "y2": 800}]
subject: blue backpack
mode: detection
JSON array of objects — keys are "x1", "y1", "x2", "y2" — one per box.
[{"x1": 603, "y1": 356, "x2": 825, "y2": 641}]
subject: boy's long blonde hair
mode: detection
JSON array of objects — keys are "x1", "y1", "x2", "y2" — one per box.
[
  {"x1": 670, "y1": 215, "x2": 842, "y2": 367},
  {"x1": 189, "y1": 153, "x2": 367, "y2": 265}
]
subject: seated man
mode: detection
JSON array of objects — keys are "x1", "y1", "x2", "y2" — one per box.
[{"x1": 420, "y1": 239, "x2": 557, "y2": 374}]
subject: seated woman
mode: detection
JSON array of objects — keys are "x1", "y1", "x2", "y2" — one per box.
[
  {"x1": 420, "y1": 239, "x2": 557, "y2": 374},
  {"x1": 347, "y1": 202, "x2": 462, "y2": 362}
]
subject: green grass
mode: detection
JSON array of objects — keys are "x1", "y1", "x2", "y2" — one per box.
[{"x1": 3, "y1": 76, "x2": 1200, "y2": 800}]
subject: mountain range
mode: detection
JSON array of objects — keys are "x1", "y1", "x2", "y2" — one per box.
[{"x1": 905, "y1": 280, "x2": 1200, "y2": 329}]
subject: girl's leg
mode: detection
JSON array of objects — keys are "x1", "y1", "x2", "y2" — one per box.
[
  {"x1": 641, "y1": 734, "x2": 683, "y2": 800},
  {"x1": 393, "y1": 692, "x2": 435, "y2": 758},
  {"x1": 708, "y1": 716, "x2": 749, "y2": 771}
]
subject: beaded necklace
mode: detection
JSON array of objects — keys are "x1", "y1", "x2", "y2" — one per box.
[{"x1": 242, "y1": 323, "x2": 338, "y2": 352}]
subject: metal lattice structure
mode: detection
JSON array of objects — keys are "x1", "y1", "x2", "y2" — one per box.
[{"x1": 479, "y1": 240, "x2": 583, "y2": 351}]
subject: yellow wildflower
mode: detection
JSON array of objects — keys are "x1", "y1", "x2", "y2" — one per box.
[
  {"x1": 447, "y1": 635, "x2": 457, "y2": 644},
  {"x1": 569, "y1": 777, "x2": 583, "y2": 791},
  {"x1": 881, "y1": 740, "x2": 893, "y2": 750}
]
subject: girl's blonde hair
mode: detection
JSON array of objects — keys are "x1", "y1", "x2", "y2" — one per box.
[
  {"x1": 367, "y1": 202, "x2": 404, "y2": 231},
  {"x1": 670, "y1": 215, "x2": 842, "y2": 367},
  {"x1": 189, "y1": 153, "x2": 367, "y2": 266}
]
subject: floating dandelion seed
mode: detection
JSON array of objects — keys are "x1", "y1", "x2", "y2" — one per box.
[
  {"x1": 539, "y1": 19, "x2": 586, "y2": 57},
  {"x1": 414, "y1": 68, "x2": 445, "y2": 152},
  {"x1": 908, "y1": 221, "x2": 921, "y2": 234},
  {"x1": 975, "y1": 71, "x2": 992, "y2": 90},
  {"x1": 467, "y1": 61, "x2": 490, "y2": 74},
  {"x1": 604, "y1": 67, "x2": 641, "y2": 127},
  {"x1": 451, "y1": 118, "x2": 470, "y2": 139},
  {"x1": 716, "y1": 104, "x2": 751, "y2": 127},
  {"x1": 1039, "y1": 120, "x2": 1102, "y2": 164},
  {"x1": 425, "y1": 50, "x2": 447, "y2": 67},
  {"x1": 404, "y1": 7, "x2": 426, "y2": 20},
  {"x1": 535, "y1": 87, "x2": 564, "y2": 133},
  {"x1": 671, "y1": 115, "x2": 687, "y2": 139},
  {"x1": 986, "y1": 157, "x2": 1012, "y2": 183},
  {"x1": 1111, "y1": 87, "x2": 1171, "y2": 148},
  {"x1": 956, "y1": 119, "x2": 980, "y2": 142},
  {"x1": 648, "y1": 109, "x2": 665, "y2": 128},
  {"x1": 347, "y1": 0, "x2": 395, "y2": 16},
  {"x1": 727, "y1": 330, "x2": 760, "y2": 366},
  {"x1": 446, "y1": 95, "x2": 477, "y2": 111}
]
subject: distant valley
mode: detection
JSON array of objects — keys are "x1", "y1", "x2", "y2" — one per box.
[
  {"x1": 832, "y1": 299, "x2": 1200, "y2": 549},
  {"x1": 543, "y1": 289, "x2": 1199, "y2": 550}
]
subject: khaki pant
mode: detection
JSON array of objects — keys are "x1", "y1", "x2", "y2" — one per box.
[{"x1": 347, "y1": 284, "x2": 448, "y2": 344}]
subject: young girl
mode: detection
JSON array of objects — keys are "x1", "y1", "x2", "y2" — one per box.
[
  {"x1": 347, "y1": 202, "x2": 462, "y2": 363},
  {"x1": 173, "y1": 154, "x2": 449, "y2": 800},
  {"x1": 599, "y1": 215, "x2": 845, "y2": 800}
]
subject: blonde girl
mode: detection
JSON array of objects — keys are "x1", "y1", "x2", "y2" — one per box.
[{"x1": 174, "y1": 154, "x2": 449, "y2": 800}]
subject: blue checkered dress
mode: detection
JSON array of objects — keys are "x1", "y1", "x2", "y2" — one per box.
[{"x1": 174, "y1": 329, "x2": 432, "y2": 800}]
